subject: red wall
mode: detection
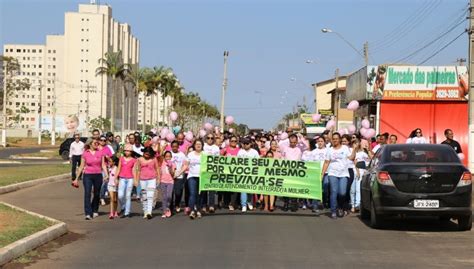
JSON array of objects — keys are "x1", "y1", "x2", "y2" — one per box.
[{"x1": 379, "y1": 101, "x2": 468, "y2": 166}]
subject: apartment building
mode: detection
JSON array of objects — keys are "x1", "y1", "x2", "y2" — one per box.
[{"x1": 3, "y1": 2, "x2": 140, "y2": 135}]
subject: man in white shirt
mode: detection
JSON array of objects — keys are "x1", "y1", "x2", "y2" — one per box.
[
  {"x1": 202, "y1": 134, "x2": 221, "y2": 213},
  {"x1": 281, "y1": 134, "x2": 302, "y2": 212},
  {"x1": 237, "y1": 137, "x2": 260, "y2": 212},
  {"x1": 170, "y1": 141, "x2": 188, "y2": 213},
  {"x1": 69, "y1": 133, "x2": 85, "y2": 181},
  {"x1": 372, "y1": 132, "x2": 388, "y2": 154}
]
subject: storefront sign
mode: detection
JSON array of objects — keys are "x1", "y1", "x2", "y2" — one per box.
[
  {"x1": 347, "y1": 65, "x2": 468, "y2": 101},
  {"x1": 199, "y1": 155, "x2": 322, "y2": 200}
]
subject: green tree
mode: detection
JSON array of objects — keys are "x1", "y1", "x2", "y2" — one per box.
[
  {"x1": 96, "y1": 51, "x2": 129, "y2": 133},
  {"x1": 124, "y1": 64, "x2": 146, "y2": 132},
  {"x1": 89, "y1": 116, "x2": 111, "y2": 132}
]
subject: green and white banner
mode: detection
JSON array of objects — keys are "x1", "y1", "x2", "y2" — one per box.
[{"x1": 199, "y1": 154, "x2": 322, "y2": 200}]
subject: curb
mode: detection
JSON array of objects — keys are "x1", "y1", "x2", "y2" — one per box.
[
  {"x1": 10, "y1": 156, "x2": 51, "y2": 160},
  {"x1": 0, "y1": 173, "x2": 69, "y2": 195},
  {"x1": 0, "y1": 160, "x2": 22, "y2": 164},
  {"x1": 0, "y1": 202, "x2": 68, "y2": 266}
]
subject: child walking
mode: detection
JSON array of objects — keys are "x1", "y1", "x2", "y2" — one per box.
[
  {"x1": 117, "y1": 144, "x2": 137, "y2": 218},
  {"x1": 107, "y1": 156, "x2": 119, "y2": 219},
  {"x1": 134, "y1": 147, "x2": 160, "y2": 219},
  {"x1": 160, "y1": 151, "x2": 176, "y2": 218}
]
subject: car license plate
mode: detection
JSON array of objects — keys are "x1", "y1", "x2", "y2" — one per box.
[{"x1": 414, "y1": 199, "x2": 439, "y2": 208}]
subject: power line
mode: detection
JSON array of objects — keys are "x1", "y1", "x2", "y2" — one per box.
[
  {"x1": 418, "y1": 30, "x2": 467, "y2": 65},
  {"x1": 393, "y1": 18, "x2": 466, "y2": 64}
]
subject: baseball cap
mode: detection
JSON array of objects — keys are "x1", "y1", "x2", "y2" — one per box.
[
  {"x1": 124, "y1": 144, "x2": 133, "y2": 152},
  {"x1": 241, "y1": 137, "x2": 251, "y2": 144}
]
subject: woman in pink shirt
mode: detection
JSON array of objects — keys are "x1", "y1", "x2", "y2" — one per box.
[
  {"x1": 116, "y1": 144, "x2": 137, "y2": 218},
  {"x1": 159, "y1": 151, "x2": 176, "y2": 218},
  {"x1": 270, "y1": 140, "x2": 282, "y2": 159},
  {"x1": 134, "y1": 147, "x2": 160, "y2": 219},
  {"x1": 221, "y1": 135, "x2": 241, "y2": 211},
  {"x1": 73, "y1": 138, "x2": 108, "y2": 220}
]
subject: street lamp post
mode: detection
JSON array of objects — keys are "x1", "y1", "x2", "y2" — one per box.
[{"x1": 219, "y1": 51, "x2": 229, "y2": 131}]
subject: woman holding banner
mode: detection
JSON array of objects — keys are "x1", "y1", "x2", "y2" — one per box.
[
  {"x1": 221, "y1": 135, "x2": 241, "y2": 211},
  {"x1": 184, "y1": 139, "x2": 204, "y2": 220},
  {"x1": 321, "y1": 133, "x2": 351, "y2": 219}
]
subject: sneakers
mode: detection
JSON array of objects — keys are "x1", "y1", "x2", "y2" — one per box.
[
  {"x1": 351, "y1": 207, "x2": 356, "y2": 213},
  {"x1": 109, "y1": 213, "x2": 114, "y2": 219},
  {"x1": 143, "y1": 213, "x2": 148, "y2": 219},
  {"x1": 196, "y1": 211, "x2": 202, "y2": 218},
  {"x1": 247, "y1": 203, "x2": 253, "y2": 211},
  {"x1": 189, "y1": 211, "x2": 196, "y2": 219},
  {"x1": 161, "y1": 214, "x2": 167, "y2": 218},
  {"x1": 93, "y1": 212, "x2": 99, "y2": 218},
  {"x1": 209, "y1": 207, "x2": 215, "y2": 213},
  {"x1": 242, "y1": 206, "x2": 247, "y2": 212},
  {"x1": 228, "y1": 205, "x2": 235, "y2": 211},
  {"x1": 146, "y1": 213, "x2": 152, "y2": 219},
  {"x1": 184, "y1": 207, "x2": 191, "y2": 215},
  {"x1": 175, "y1": 207, "x2": 181, "y2": 213},
  {"x1": 337, "y1": 209, "x2": 344, "y2": 218},
  {"x1": 165, "y1": 210, "x2": 172, "y2": 218},
  {"x1": 302, "y1": 204, "x2": 307, "y2": 210},
  {"x1": 114, "y1": 212, "x2": 119, "y2": 218},
  {"x1": 85, "y1": 215, "x2": 92, "y2": 220},
  {"x1": 331, "y1": 212, "x2": 337, "y2": 219},
  {"x1": 100, "y1": 199, "x2": 106, "y2": 206}
]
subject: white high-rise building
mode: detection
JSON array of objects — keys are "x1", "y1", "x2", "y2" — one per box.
[
  {"x1": 138, "y1": 92, "x2": 173, "y2": 128},
  {"x1": 2, "y1": 3, "x2": 140, "y2": 136}
]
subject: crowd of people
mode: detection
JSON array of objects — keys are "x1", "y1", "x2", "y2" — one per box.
[{"x1": 68, "y1": 125, "x2": 463, "y2": 221}]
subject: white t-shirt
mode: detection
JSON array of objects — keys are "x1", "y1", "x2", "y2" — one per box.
[
  {"x1": 355, "y1": 150, "x2": 370, "y2": 178},
  {"x1": 301, "y1": 150, "x2": 313, "y2": 161},
  {"x1": 186, "y1": 151, "x2": 202, "y2": 178},
  {"x1": 203, "y1": 143, "x2": 220, "y2": 156},
  {"x1": 237, "y1": 148, "x2": 260, "y2": 159},
  {"x1": 347, "y1": 147, "x2": 354, "y2": 169},
  {"x1": 311, "y1": 147, "x2": 328, "y2": 165},
  {"x1": 171, "y1": 151, "x2": 187, "y2": 179},
  {"x1": 407, "y1": 137, "x2": 428, "y2": 144},
  {"x1": 325, "y1": 145, "x2": 351, "y2": 178}
]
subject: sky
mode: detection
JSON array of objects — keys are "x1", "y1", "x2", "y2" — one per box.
[{"x1": 0, "y1": 0, "x2": 469, "y2": 130}]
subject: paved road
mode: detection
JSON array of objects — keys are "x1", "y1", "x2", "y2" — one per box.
[
  {"x1": 1, "y1": 181, "x2": 473, "y2": 269},
  {"x1": 0, "y1": 147, "x2": 52, "y2": 159},
  {"x1": 0, "y1": 146, "x2": 65, "y2": 167}
]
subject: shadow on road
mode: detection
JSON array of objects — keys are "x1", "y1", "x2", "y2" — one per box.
[{"x1": 358, "y1": 215, "x2": 470, "y2": 232}]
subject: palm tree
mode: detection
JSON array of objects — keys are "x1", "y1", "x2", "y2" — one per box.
[
  {"x1": 125, "y1": 64, "x2": 145, "y2": 131},
  {"x1": 150, "y1": 66, "x2": 183, "y2": 127},
  {"x1": 138, "y1": 68, "x2": 157, "y2": 133},
  {"x1": 96, "y1": 51, "x2": 129, "y2": 133}
]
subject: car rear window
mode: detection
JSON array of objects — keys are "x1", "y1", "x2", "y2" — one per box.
[{"x1": 387, "y1": 147, "x2": 459, "y2": 163}]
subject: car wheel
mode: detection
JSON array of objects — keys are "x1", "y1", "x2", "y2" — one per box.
[
  {"x1": 360, "y1": 196, "x2": 370, "y2": 220},
  {"x1": 370, "y1": 200, "x2": 384, "y2": 229},
  {"x1": 457, "y1": 214, "x2": 472, "y2": 231},
  {"x1": 61, "y1": 151, "x2": 70, "y2": 160}
]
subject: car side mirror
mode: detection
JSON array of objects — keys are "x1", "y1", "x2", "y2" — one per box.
[{"x1": 355, "y1": 161, "x2": 366, "y2": 169}]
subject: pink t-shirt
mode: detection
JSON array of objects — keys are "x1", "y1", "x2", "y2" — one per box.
[
  {"x1": 100, "y1": 145, "x2": 113, "y2": 158},
  {"x1": 282, "y1": 146, "x2": 302, "y2": 161},
  {"x1": 160, "y1": 161, "x2": 176, "y2": 184},
  {"x1": 139, "y1": 158, "x2": 157, "y2": 180},
  {"x1": 108, "y1": 166, "x2": 118, "y2": 187},
  {"x1": 221, "y1": 146, "x2": 240, "y2": 157},
  {"x1": 119, "y1": 157, "x2": 136, "y2": 179},
  {"x1": 82, "y1": 150, "x2": 104, "y2": 174}
]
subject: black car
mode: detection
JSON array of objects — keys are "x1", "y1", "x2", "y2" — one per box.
[
  {"x1": 359, "y1": 144, "x2": 472, "y2": 231},
  {"x1": 59, "y1": 137, "x2": 88, "y2": 160}
]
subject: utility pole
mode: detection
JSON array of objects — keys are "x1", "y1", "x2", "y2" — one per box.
[
  {"x1": 38, "y1": 81, "x2": 43, "y2": 145},
  {"x1": 1, "y1": 63, "x2": 7, "y2": 147},
  {"x1": 363, "y1": 42, "x2": 369, "y2": 66},
  {"x1": 51, "y1": 77, "x2": 56, "y2": 146},
  {"x1": 334, "y1": 68, "x2": 340, "y2": 130},
  {"x1": 468, "y1": 0, "x2": 474, "y2": 172},
  {"x1": 219, "y1": 51, "x2": 229, "y2": 131}
]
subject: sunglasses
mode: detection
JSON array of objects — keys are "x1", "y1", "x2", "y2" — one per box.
[
  {"x1": 93, "y1": 142, "x2": 99, "y2": 145},
  {"x1": 206, "y1": 137, "x2": 214, "y2": 140},
  {"x1": 230, "y1": 140, "x2": 237, "y2": 142}
]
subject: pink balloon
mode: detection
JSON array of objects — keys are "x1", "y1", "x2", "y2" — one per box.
[
  {"x1": 347, "y1": 100, "x2": 359, "y2": 111},
  {"x1": 185, "y1": 132, "x2": 194, "y2": 142},
  {"x1": 229, "y1": 128, "x2": 234, "y2": 133},
  {"x1": 199, "y1": 129, "x2": 207, "y2": 138},
  {"x1": 364, "y1": 128, "x2": 376, "y2": 139},
  {"x1": 160, "y1": 128, "x2": 169, "y2": 139},
  {"x1": 166, "y1": 133, "x2": 175, "y2": 142},
  {"x1": 348, "y1": 125, "x2": 356, "y2": 134},
  {"x1": 325, "y1": 120, "x2": 335, "y2": 130},
  {"x1": 169, "y1": 111, "x2": 178, "y2": 122},
  {"x1": 337, "y1": 129, "x2": 345, "y2": 135},
  {"x1": 361, "y1": 119, "x2": 370, "y2": 129},
  {"x1": 312, "y1": 114, "x2": 321, "y2": 123},
  {"x1": 280, "y1": 132, "x2": 288, "y2": 140},
  {"x1": 204, "y1": 123, "x2": 213, "y2": 131},
  {"x1": 360, "y1": 127, "x2": 368, "y2": 137},
  {"x1": 343, "y1": 128, "x2": 349, "y2": 135},
  {"x1": 225, "y1": 116, "x2": 234, "y2": 125},
  {"x1": 458, "y1": 153, "x2": 465, "y2": 161},
  {"x1": 151, "y1": 136, "x2": 160, "y2": 144}
]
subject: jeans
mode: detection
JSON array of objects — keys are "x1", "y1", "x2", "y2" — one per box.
[
  {"x1": 71, "y1": 155, "x2": 81, "y2": 180},
  {"x1": 118, "y1": 178, "x2": 134, "y2": 215},
  {"x1": 345, "y1": 168, "x2": 354, "y2": 210},
  {"x1": 322, "y1": 174, "x2": 329, "y2": 207},
  {"x1": 328, "y1": 175, "x2": 348, "y2": 213},
  {"x1": 140, "y1": 180, "x2": 157, "y2": 214},
  {"x1": 187, "y1": 177, "x2": 201, "y2": 211},
  {"x1": 200, "y1": 191, "x2": 216, "y2": 208},
  {"x1": 160, "y1": 183, "x2": 174, "y2": 211},
  {"x1": 240, "y1": 193, "x2": 251, "y2": 208},
  {"x1": 83, "y1": 173, "x2": 103, "y2": 216},
  {"x1": 172, "y1": 177, "x2": 185, "y2": 209},
  {"x1": 350, "y1": 174, "x2": 361, "y2": 208}
]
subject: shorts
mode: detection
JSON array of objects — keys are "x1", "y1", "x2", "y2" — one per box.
[{"x1": 108, "y1": 185, "x2": 117, "y2": 192}]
